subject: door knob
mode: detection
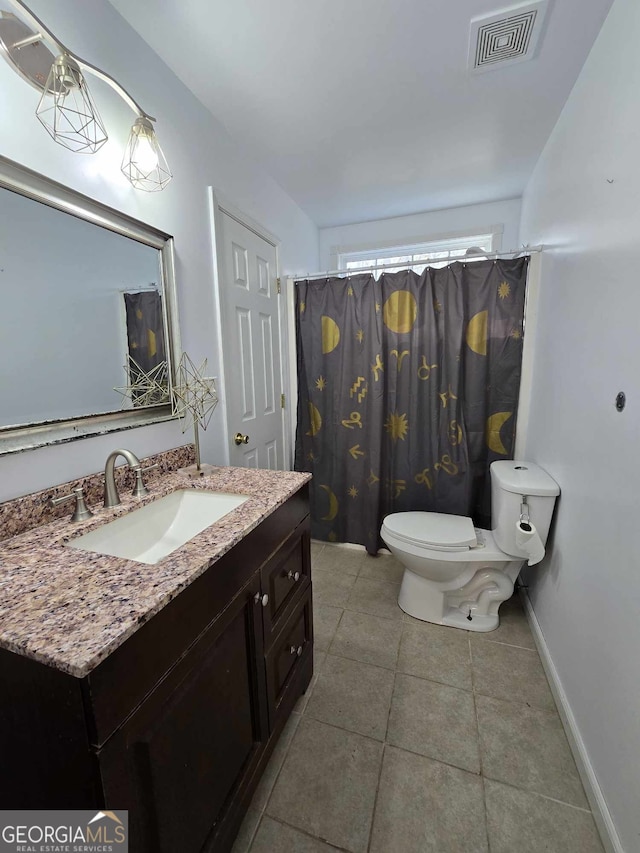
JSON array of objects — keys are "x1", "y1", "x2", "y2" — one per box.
[{"x1": 234, "y1": 432, "x2": 250, "y2": 445}]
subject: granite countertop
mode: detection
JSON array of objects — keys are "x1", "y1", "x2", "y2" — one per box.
[{"x1": 0, "y1": 466, "x2": 311, "y2": 679}]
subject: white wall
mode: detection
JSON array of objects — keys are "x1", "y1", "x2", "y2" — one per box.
[
  {"x1": 0, "y1": 0, "x2": 318, "y2": 502},
  {"x1": 519, "y1": 0, "x2": 639, "y2": 848},
  {"x1": 318, "y1": 198, "x2": 522, "y2": 270}
]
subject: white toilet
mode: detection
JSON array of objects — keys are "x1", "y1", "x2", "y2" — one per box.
[{"x1": 380, "y1": 461, "x2": 560, "y2": 632}]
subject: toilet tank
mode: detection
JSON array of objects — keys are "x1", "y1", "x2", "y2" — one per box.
[{"x1": 490, "y1": 461, "x2": 560, "y2": 557}]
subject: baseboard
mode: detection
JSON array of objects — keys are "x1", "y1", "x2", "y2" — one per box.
[{"x1": 518, "y1": 587, "x2": 625, "y2": 853}]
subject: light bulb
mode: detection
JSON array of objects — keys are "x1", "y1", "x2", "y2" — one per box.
[{"x1": 135, "y1": 132, "x2": 159, "y2": 172}]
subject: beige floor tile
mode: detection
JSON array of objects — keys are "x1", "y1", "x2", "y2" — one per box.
[
  {"x1": 312, "y1": 568, "x2": 357, "y2": 608},
  {"x1": 328, "y1": 609, "x2": 403, "y2": 670},
  {"x1": 345, "y1": 577, "x2": 403, "y2": 622},
  {"x1": 471, "y1": 638, "x2": 555, "y2": 711},
  {"x1": 310, "y1": 541, "x2": 326, "y2": 561},
  {"x1": 476, "y1": 694, "x2": 588, "y2": 808},
  {"x1": 267, "y1": 717, "x2": 383, "y2": 853},
  {"x1": 305, "y1": 654, "x2": 395, "y2": 740},
  {"x1": 370, "y1": 746, "x2": 488, "y2": 853},
  {"x1": 250, "y1": 713, "x2": 301, "y2": 811},
  {"x1": 387, "y1": 673, "x2": 481, "y2": 773},
  {"x1": 313, "y1": 604, "x2": 343, "y2": 652},
  {"x1": 484, "y1": 779, "x2": 604, "y2": 853},
  {"x1": 359, "y1": 553, "x2": 406, "y2": 584},
  {"x1": 474, "y1": 595, "x2": 536, "y2": 650},
  {"x1": 313, "y1": 544, "x2": 365, "y2": 577},
  {"x1": 398, "y1": 621, "x2": 472, "y2": 691},
  {"x1": 250, "y1": 817, "x2": 340, "y2": 852}
]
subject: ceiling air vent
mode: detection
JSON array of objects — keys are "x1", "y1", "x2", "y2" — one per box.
[{"x1": 469, "y1": 1, "x2": 549, "y2": 73}]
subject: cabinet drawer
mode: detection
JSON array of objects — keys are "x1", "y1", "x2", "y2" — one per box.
[
  {"x1": 265, "y1": 590, "x2": 313, "y2": 727},
  {"x1": 261, "y1": 517, "x2": 310, "y2": 645}
]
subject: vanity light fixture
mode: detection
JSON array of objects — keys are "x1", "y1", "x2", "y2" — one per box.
[{"x1": 0, "y1": 1, "x2": 172, "y2": 190}]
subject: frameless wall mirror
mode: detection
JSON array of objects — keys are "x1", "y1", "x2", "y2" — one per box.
[{"x1": 0, "y1": 155, "x2": 180, "y2": 455}]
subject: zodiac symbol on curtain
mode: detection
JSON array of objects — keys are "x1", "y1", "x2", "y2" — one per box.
[
  {"x1": 341, "y1": 412, "x2": 363, "y2": 429},
  {"x1": 434, "y1": 454, "x2": 459, "y2": 475},
  {"x1": 349, "y1": 377, "x2": 368, "y2": 403},
  {"x1": 385, "y1": 478, "x2": 406, "y2": 499},
  {"x1": 390, "y1": 349, "x2": 410, "y2": 373},
  {"x1": 448, "y1": 420, "x2": 463, "y2": 446},
  {"x1": 418, "y1": 356, "x2": 438, "y2": 381},
  {"x1": 415, "y1": 468, "x2": 433, "y2": 490},
  {"x1": 367, "y1": 470, "x2": 380, "y2": 487},
  {"x1": 371, "y1": 354, "x2": 384, "y2": 381},
  {"x1": 439, "y1": 385, "x2": 458, "y2": 408},
  {"x1": 348, "y1": 444, "x2": 365, "y2": 460}
]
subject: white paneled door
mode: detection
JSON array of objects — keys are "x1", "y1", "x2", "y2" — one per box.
[{"x1": 218, "y1": 209, "x2": 284, "y2": 469}]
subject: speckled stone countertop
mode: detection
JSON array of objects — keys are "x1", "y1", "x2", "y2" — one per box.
[{"x1": 0, "y1": 467, "x2": 311, "y2": 679}]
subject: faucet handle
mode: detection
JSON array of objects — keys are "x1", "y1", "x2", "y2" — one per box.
[
  {"x1": 131, "y1": 463, "x2": 158, "y2": 498},
  {"x1": 50, "y1": 487, "x2": 94, "y2": 522}
]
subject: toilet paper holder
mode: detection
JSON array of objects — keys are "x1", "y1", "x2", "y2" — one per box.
[{"x1": 519, "y1": 496, "x2": 531, "y2": 530}]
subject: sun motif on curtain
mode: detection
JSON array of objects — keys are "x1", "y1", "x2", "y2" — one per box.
[{"x1": 294, "y1": 259, "x2": 528, "y2": 554}]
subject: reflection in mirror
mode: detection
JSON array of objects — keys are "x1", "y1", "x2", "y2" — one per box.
[{"x1": 0, "y1": 156, "x2": 180, "y2": 455}]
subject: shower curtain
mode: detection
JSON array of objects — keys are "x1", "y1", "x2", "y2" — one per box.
[{"x1": 294, "y1": 258, "x2": 528, "y2": 554}]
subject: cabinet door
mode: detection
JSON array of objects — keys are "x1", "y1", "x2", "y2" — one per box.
[{"x1": 99, "y1": 573, "x2": 268, "y2": 853}]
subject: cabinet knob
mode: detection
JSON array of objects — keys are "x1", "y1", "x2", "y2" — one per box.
[
  {"x1": 297, "y1": 644, "x2": 303, "y2": 657},
  {"x1": 289, "y1": 644, "x2": 304, "y2": 657},
  {"x1": 286, "y1": 570, "x2": 301, "y2": 582},
  {"x1": 254, "y1": 591, "x2": 269, "y2": 606}
]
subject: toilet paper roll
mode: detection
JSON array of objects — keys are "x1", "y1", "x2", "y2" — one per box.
[{"x1": 515, "y1": 520, "x2": 545, "y2": 566}]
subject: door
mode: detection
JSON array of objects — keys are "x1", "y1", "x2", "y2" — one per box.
[{"x1": 217, "y1": 208, "x2": 284, "y2": 469}]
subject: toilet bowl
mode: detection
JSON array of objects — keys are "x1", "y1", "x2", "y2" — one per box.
[{"x1": 380, "y1": 461, "x2": 560, "y2": 632}]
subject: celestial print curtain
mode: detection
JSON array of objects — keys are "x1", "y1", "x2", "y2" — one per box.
[
  {"x1": 123, "y1": 291, "x2": 167, "y2": 405},
  {"x1": 294, "y1": 258, "x2": 529, "y2": 554}
]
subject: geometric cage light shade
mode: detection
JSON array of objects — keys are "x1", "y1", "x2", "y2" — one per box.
[
  {"x1": 36, "y1": 54, "x2": 108, "y2": 154},
  {"x1": 121, "y1": 116, "x2": 172, "y2": 192},
  {"x1": 0, "y1": 0, "x2": 173, "y2": 190}
]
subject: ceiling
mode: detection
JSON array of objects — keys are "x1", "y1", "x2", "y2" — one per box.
[{"x1": 108, "y1": 0, "x2": 612, "y2": 228}]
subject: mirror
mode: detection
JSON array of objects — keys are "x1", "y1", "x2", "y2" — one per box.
[{"x1": 0, "y1": 155, "x2": 180, "y2": 455}]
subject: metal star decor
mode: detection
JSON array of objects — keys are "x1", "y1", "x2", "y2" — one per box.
[
  {"x1": 114, "y1": 356, "x2": 169, "y2": 408},
  {"x1": 171, "y1": 352, "x2": 219, "y2": 472}
]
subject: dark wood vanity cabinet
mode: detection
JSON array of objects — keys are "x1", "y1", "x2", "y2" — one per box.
[{"x1": 0, "y1": 486, "x2": 312, "y2": 853}]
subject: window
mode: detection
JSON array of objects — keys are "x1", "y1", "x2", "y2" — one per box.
[{"x1": 338, "y1": 232, "x2": 497, "y2": 276}]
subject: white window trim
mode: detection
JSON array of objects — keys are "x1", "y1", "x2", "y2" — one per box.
[{"x1": 329, "y1": 224, "x2": 504, "y2": 271}]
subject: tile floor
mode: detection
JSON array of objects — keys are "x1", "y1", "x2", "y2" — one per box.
[{"x1": 232, "y1": 543, "x2": 604, "y2": 853}]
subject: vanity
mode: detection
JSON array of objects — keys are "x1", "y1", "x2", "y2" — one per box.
[{"x1": 0, "y1": 463, "x2": 312, "y2": 852}]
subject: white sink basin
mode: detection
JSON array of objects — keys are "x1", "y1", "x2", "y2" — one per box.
[{"x1": 67, "y1": 489, "x2": 249, "y2": 565}]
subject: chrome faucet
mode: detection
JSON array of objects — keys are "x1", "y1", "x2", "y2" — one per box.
[{"x1": 103, "y1": 448, "x2": 142, "y2": 508}]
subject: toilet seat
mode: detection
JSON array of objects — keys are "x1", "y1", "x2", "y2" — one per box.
[{"x1": 382, "y1": 512, "x2": 477, "y2": 552}]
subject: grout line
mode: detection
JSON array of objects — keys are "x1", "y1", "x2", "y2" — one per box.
[
  {"x1": 481, "y1": 773, "x2": 595, "y2": 814},
  {"x1": 366, "y1": 742, "x2": 387, "y2": 853},
  {"x1": 264, "y1": 815, "x2": 350, "y2": 851},
  {"x1": 470, "y1": 631, "x2": 492, "y2": 853}
]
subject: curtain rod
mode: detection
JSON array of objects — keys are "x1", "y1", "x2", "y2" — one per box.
[{"x1": 292, "y1": 246, "x2": 542, "y2": 283}]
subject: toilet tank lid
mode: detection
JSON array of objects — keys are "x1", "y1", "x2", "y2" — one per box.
[
  {"x1": 383, "y1": 512, "x2": 477, "y2": 549},
  {"x1": 490, "y1": 461, "x2": 560, "y2": 496}
]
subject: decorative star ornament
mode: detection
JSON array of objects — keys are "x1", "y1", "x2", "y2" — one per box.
[
  {"x1": 114, "y1": 356, "x2": 169, "y2": 407},
  {"x1": 171, "y1": 352, "x2": 218, "y2": 434}
]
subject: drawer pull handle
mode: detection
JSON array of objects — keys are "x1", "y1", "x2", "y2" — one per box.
[
  {"x1": 254, "y1": 592, "x2": 269, "y2": 607},
  {"x1": 286, "y1": 570, "x2": 301, "y2": 582},
  {"x1": 289, "y1": 644, "x2": 304, "y2": 657}
]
